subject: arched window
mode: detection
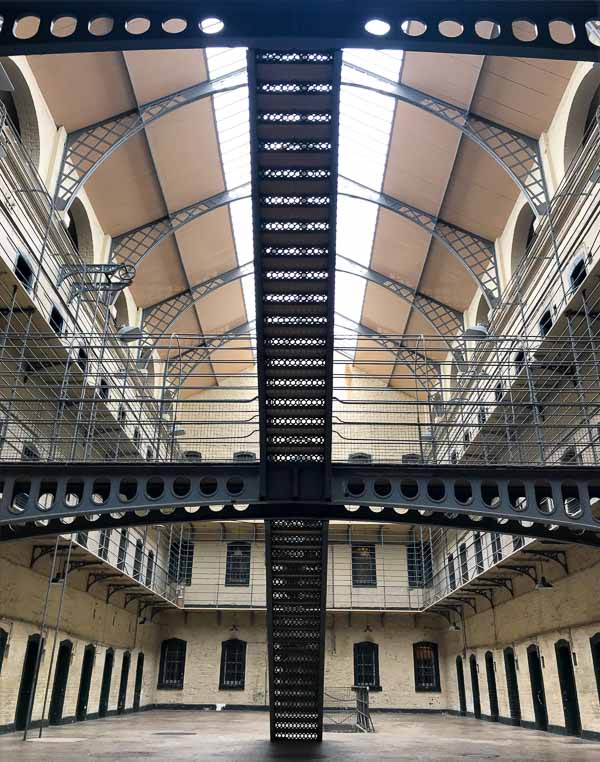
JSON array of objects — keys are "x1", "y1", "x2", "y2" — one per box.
[
  {"x1": 564, "y1": 70, "x2": 600, "y2": 168},
  {"x1": 219, "y1": 639, "x2": 246, "y2": 690},
  {"x1": 570, "y1": 257, "x2": 587, "y2": 292},
  {"x1": 539, "y1": 308, "x2": 553, "y2": 337},
  {"x1": 0, "y1": 59, "x2": 40, "y2": 166},
  {"x1": 145, "y1": 550, "x2": 155, "y2": 587},
  {"x1": 98, "y1": 528, "x2": 111, "y2": 560},
  {"x1": 351, "y1": 543, "x2": 377, "y2": 587},
  {"x1": 117, "y1": 528, "x2": 128, "y2": 571},
  {"x1": 354, "y1": 642, "x2": 380, "y2": 689},
  {"x1": 413, "y1": 642, "x2": 441, "y2": 692},
  {"x1": 0, "y1": 627, "x2": 7, "y2": 672},
  {"x1": 225, "y1": 541, "x2": 251, "y2": 586},
  {"x1": 133, "y1": 539, "x2": 143, "y2": 581},
  {"x1": 511, "y1": 205, "x2": 536, "y2": 277},
  {"x1": 157, "y1": 639, "x2": 186, "y2": 690}
]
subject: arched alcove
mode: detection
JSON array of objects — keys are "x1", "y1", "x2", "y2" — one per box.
[
  {"x1": 475, "y1": 293, "x2": 490, "y2": 327},
  {"x1": 64, "y1": 197, "x2": 94, "y2": 264},
  {"x1": 564, "y1": 67, "x2": 600, "y2": 171},
  {"x1": 113, "y1": 292, "x2": 130, "y2": 329},
  {"x1": 510, "y1": 203, "x2": 536, "y2": 279},
  {"x1": 0, "y1": 58, "x2": 40, "y2": 167}
]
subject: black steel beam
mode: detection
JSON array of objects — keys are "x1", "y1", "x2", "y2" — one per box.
[{"x1": 0, "y1": 3, "x2": 596, "y2": 60}]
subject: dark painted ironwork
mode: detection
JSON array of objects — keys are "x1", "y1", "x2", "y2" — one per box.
[
  {"x1": 266, "y1": 518, "x2": 328, "y2": 741},
  {"x1": 0, "y1": 3, "x2": 597, "y2": 60},
  {"x1": 58, "y1": 262, "x2": 135, "y2": 300}
]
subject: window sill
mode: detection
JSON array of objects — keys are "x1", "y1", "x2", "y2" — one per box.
[
  {"x1": 219, "y1": 685, "x2": 245, "y2": 691},
  {"x1": 415, "y1": 687, "x2": 441, "y2": 693},
  {"x1": 353, "y1": 685, "x2": 382, "y2": 692},
  {"x1": 156, "y1": 685, "x2": 184, "y2": 691}
]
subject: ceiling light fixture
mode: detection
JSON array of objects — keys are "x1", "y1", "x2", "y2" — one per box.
[
  {"x1": 117, "y1": 325, "x2": 144, "y2": 343},
  {"x1": 364, "y1": 19, "x2": 391, "y2": 36},
  {"x1": 462, "y1": 324, "x2": 490, "y2": 340}
]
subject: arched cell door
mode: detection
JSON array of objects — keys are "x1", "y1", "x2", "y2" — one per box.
[
  {"x1": 98, "y1": 648, "x2": 114, "y2": 718},
  {"x1": 15, "y1": 633, "x2": 43, "y2": 731},
  {"x1": 469, "y1": 655, "x2": 481, "y2": 719},
  {"x1": 485, "y1": 651, "x2": 499, "y2": 722},
  {"x1": 503, "y1": 647, "x2": 521, "y2": 725},
  {"x1": 456, "y1": 656, "x2": 467, "y2": 715},
  {"x1": 133, "y1": 653, "x2": 144, "y2": 711},
  {"x1": 117, "y1": 651, "x2": 131, "y2": 714},
  {"x1": 526, "y1": 645, "x2": 548, "y2": 731},
  {"x1": 555, "y1": 639, "x2": 581, "y2": 736},
  {"x1": 76, "y1": 644, "x2": 95, "y2": 721},
  {"x1": 49, "y1": 639, "x2": 73, "y2": 725}
]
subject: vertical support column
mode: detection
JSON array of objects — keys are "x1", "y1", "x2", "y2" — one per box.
[{"x1": 266, "y1": 517, "x2": 329, "y2": 741}]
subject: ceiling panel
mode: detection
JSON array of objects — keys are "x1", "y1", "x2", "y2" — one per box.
[
  {"x1": 418, "y1": 242, "x2": 477, "y2": 313},
  {"x1": 401, "y1": 52, "x2": 483, "y2": 109},
  {"x1": 124, "y1": 49, "x2": 208, "y2": 105},
  {"x1": 28, "y1": 52, "x2": 135, "y2": 130},
  {"x1": 471, "y1": 57, "x2": 576, "y2": 137},
  {"x1": 383, "y1": 103, "x2": 460, "y2": 215},
  {"x1": 130, "y1": 238, "x2": 189, "y2": 308},
  {"x1": 144, "y1": 99, "x2": 225, "y2": 212},
  {"x1": 439, "y1": 140, "x2": 520, "y2": 241},
  {"x1": 361, "y1": 283, "x2": 411, "y2": 335},
  {"x1": 195, "y1": 280, "x2": 247, "y2": 334},
  {"x1": 84, "y1": 134, "x2": 165, "y2": 236},
  {"x1": 175, "y1": 207, "x2": 238, "y2": 285},
  {"x1": 353, "y1": 339, "x2": 397, "y2": 386},
  {"x1": 369, "y1": 211, "x2": 430, "y2": 288}
]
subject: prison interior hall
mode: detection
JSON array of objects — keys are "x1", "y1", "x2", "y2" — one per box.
[{"x1": 1, "y1": 2, "x2": 600, "y2": 760}]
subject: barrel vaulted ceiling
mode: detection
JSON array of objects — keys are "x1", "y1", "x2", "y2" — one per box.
[{"x1": 26, "y1": 47, "x2": 575, "y2": 394}]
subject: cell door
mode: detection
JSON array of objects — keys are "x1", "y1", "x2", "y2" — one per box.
[
  {"x1": 76, "y1": 645, "x2": 95, "y2": 721},
  {"x1": 117, "y1": 651, "x2": 131, "y2": 714},
  {"x1": 456, "y1": 656, "x2": 467, "y2": 715},
  {"x1": 503, "y1": 647, "x2": 521, "y2": 725},
  {"x1": 526, "y1": 645, "x2": 548, "y2": 731},
  {"x1": 49, "y1": 640, "x2": 73, "y2": 725},
  {"x1": 555, "y1": 640, "x2": 581, "y2": 736},
  {"x1": 485, "y1": 652, "x2": 499, "y2": 721},
  {"x1": 99, "y1": 649, "x2": 114, "y2": 718},
  {"x1": 133, "y1": 653, "x2": 144, "y2": 711},
  {"x1": 15, "y1": 633, "x2": 43, "y2": 731},
  {"x1": 469, "y1": 655, "x2": 481, "y2": 719}
]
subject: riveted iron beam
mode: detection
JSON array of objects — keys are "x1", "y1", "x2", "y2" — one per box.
[
  {"x1": 55, "y1": 72, "x2": 247, "y2": 211},
  {"x1": 0, "y1": 3, "x2": 596, "y2": 61},
  {"x1": 339, "y1": 176, "x2": 499, "y2": 305},
  {"x1": 342, "y1": 65, "x2": 548, "y2": 216},
  {"x1": 111, "y1": 184, "x2": 251, "y2": 266}
]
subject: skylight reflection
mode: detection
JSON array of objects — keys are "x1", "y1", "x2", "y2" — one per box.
[
  {"x1": 205, "y1": 48, "x2": 255, "y2": 326},
  {"x1": 335, "y1": 49, "x2": 403, "y2": 342}
]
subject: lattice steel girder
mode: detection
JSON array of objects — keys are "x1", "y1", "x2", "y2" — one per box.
[
  {"x1": 337, "y1": 314, "x2": 442, "y2": 392},
  {"x1": 142, "y1": 258, "x2": 463, "y2": 342},
  {"x1": 0, "y1": 2, "x2": 597, "y2": 61},
  {"x1": 3, "y1": 496, "x2": 600, "y2": 549},
  {"x1": 342, "y1": 64, "x2": 548, "y2": 216},
  {"x1": 55, "y1": 72, "x2": 247, "y2": 211},
  {"x1": 339, "y1": 176, "x2": 500, "y2": 305},
  {"x1": 141, "y1": 262, "x2": 255, "y2": 334},
  {"x1": 337, "y1": 255, "x2": 464, "y2": 342},
  {"x1": 165, "y1": 321, "x2": 255, "y2": 385}
]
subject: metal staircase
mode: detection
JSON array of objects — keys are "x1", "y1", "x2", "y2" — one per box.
[{"x1": 249, "y1": 49, "x2": 340, "y2": 741}]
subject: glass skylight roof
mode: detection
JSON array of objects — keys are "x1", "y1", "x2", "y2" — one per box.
[
  {"x1": 205, "y1": 48, "x2": 255, "y2": 326},
  {"x1": 335, "y1": 49, "x2": 403, "y2": 346}
]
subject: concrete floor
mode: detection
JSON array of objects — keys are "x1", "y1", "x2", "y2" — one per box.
[{"x1": 2, "y1": 711, "x2": 600, "y2": 761}]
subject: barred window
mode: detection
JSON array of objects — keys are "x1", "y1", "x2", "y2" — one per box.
[
  {"x1": 352, "y1": 544, "x2": 377, "y2": 587},
  {"x1": 0, "y1": 627, "x2": 7, "y2": 673},
  {"x1": 474, "y1": 532, "x2": 484, "y2": 573},
  {"x1": 447, "y1": 553, "x2": 456, "y2": 591},
  {"x1": 133, "y1": 539, "x2": 143, "y2": 581},
  {"x1": 512, "y1": 535, "x2": 524, "y2": 551},
  {"x1": 459, "y1": 543, "x2": 469, "y2": 583},
  {"x1": 407, "y1": 538, "x2": 433, "y2": 588},
  {"x1": 413, "y1": 642, "x2": 441, "y2": 692},
  {"x1": 117, "y1": 529, "x2": 128, "y2": 571},
  {"x1": 219, "y1": 639, "x2": 246, "y2": 690},
  {"x1": 145, "y1": 550, "x2": 155, "y2": 587},
  {"x1": 157, "y1": 638, "x2": 186, "y2": 689},
  {"x1": 353, "y1": 642, "x2": 380, "y2": 688},
  {"x1": 490, "y1": 533, "x2": 503, "y2": 564},
  {"x1": 98, "y1": 528, "x2": 111, "y2": 560},
  {"x1": 225, "y1": 542, "x2": 251, "y2": 586}
]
